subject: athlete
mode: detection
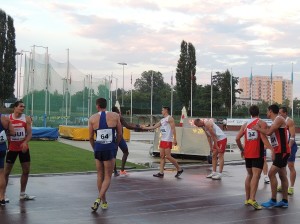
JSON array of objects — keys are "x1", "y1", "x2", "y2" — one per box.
[
  {"x1": 0, "y1": 113, "x2": 14, "y2": 206},
  {"x1": 235, "y1": 105, "x2": 273, "y2": 210},
  {"x1": 278, "y1": 106, "x2": 298, "y2": 195},
  {"x1": 5, "y1": 101, "x2": 34, "y2": 201},
  {"x1": 253, "y1": 104, "x2": 290, "y2": 208},
  {"x1": 111, "y1": 106, "x2": 141, "y2": 176},
  {"x1": 194, "y1": 118, "x2": 227, "y2": 180},
  {"x1": 142, "y1": 106, "x2": 183, "y2": 178},
  {"x1": 89, "y1": 98, "x2": 122, "y2": 211}
]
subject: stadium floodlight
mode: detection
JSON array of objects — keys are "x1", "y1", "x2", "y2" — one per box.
[{"x1": 117, "y1": 62, "x2": 127, "y2": 107}]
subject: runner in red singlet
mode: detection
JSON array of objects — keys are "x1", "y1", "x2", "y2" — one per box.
[
  {"x1": 5, "y1": 100, "x2": 34, "y2": 201},
  {"x1": 236, "y1": 105, "x2": 273, "y2": 210}
]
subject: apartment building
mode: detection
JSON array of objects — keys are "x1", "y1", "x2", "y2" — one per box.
[{"x1": 239, "y1": 76, "x2": 292, "y2": 106}]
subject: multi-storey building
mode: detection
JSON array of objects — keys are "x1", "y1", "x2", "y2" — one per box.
[{"x1": 239, "y1": 76, "x2": 292, "y2": 106}]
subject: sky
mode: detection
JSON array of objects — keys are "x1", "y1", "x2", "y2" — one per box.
[{"x1": 1, "y1": 0, "x2": 300, "y2": 99}]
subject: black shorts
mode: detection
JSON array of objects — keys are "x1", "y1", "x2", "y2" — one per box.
[
  {"x1": 94, "y1": 150, "x2": 114, "y2": 161},
  {"x1": 245, "y1": 158, "x2": 264, "y2": 169},
  {"x1": 273, "y1": 153, "x2": 290, "y2": 168},
  {"x1": 6, "y1": 150, "x2": 31, "y2": 164}
]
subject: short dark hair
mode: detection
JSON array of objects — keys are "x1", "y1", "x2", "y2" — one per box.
[
  {"x1": 96, "y1": 98, "x2": 107, "y2": 109},
  {"x1": 162, "y1": 106, "x2": 170, "y2": 113},
  {"x1": 14, "y1": 100, "x2": 24, "y2": 107},
  {"x1": 249, "y1": 105, "x2": 259, "y2": 117},
  {"x1": 268, "y1": 104, "x2": 279, "y2": 114},
  {"x1": 112, "y1": 106, "x2": 119, "y2": 113},
  {"x1": 280, "y1": 106, "x2": 288, "y2": 113}
]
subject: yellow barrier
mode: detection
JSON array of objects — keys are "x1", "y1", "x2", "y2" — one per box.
[{"x1": 59, "y1": 125, "x2": 131, "y2": 141}]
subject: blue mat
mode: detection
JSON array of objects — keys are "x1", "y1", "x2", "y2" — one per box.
[{"x1": 32, "y1": 127, "x2": 59, "y2": 140}]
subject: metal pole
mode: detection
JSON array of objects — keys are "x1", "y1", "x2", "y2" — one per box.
[
  {"x1": 65, "y1": 48, "x2": 69, "y2": 125},
  {"x1": 171, "y1": 72, "x2": 173, "y2": 116},
  {"x1": 44, "y1": 47, "x2": 48, "y2": 127},
  {"x1": 130, "y1": 73, "x2": 133, "y2": 123},
  {"x1": 230, "y1": 68, "x2": 233, "y2": 118},
  {"x1": 151, "y1": 71, "x2": 153, "y2": 125},
  {"x1": 211, "y1": 71, "x2": 213, "y2": 118},
  {"x1": 32, "y1": 46, "x2": 35, "y2": 118},
  {"x1": 191, "y1": 71, "x2": 193, "y2": 117},
  {"x1": 122, "y1": 65, "x2": 124, "y2": 106}
]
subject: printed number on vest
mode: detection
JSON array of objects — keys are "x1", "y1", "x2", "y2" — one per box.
[
  {"x1": 10, "y1": 127, "x2": 25, "y2": 141},
  {"x1": 270, "y1": 133, "x2": 279, "y2": 147},
  {"x1": 96, "y1": 129, "x2": 113, "y2": 144},
  {"x1": 247, "y1": 128, "x2": 258, "y2": 140}
]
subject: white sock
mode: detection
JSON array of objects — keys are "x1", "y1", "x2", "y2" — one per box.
[{"x1": 20, "y1": 192, "x2": 25, "y2": 196}]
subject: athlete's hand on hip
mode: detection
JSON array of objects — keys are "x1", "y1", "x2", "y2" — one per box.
[
  {"x1": 21, "y1": 142, "x2": 28, "y2": 153},
  {"x1": 173, "y1": 139, "x2": 177, "y2": 146}
]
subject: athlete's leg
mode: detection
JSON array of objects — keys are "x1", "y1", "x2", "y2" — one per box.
[
  {"x1": 99, "y1": 159, "x2": 113, "y2": 203},
  {"x1": 159, "y1": 148, "x2": 166, "y2": 173},
  {"x1": 218, "y1": 152, "x2": 224, "y2": 173},
  {"x1": 250, "y1": 167, "x2": 262, "y2": 201},
  {"x1": 20, "y1": 162, "x2": 30, "y2": 193},
  {"x1": 288, "y1": 162, "x2": 296, "y2": 187},
  {"x1": 245, "y1": 167, "x2": 252, "y2": 201},
  {"x1": 211, "y1": 150, "x2": 218, "y2": 173},
  {"x1": 278, "y1": 167, "x2": 289, "y2": 201},
  {"x1": 164, "y1": 148, "x2": 181, "y2": 171},
  {"x1": 268, "y1": 165, "x2": 279, "y2": 200}
]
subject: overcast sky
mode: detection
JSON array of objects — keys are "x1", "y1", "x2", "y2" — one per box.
[{"x1": 1, "y1": 0, "x2": 300, "y2": 98}]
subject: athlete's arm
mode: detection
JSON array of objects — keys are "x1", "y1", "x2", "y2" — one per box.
[
  {"x1": 206, "y1": 122, "x2": 220, "y2": 150},
  {"x1": 169, "y1": 116, "x2": 177, "y2": 146},
  {"x1": 259, "y1": 120, "x2": 275, "y2": 160},
  {"x1": 20, "y1": 116, "x2": 32, "y2": 152},
  {"x1": 121, "y1": 116, "x2": 141, "y2": 131},
  {"x1": 235, "y1": 123, "x2": 246, "y2": 157},
  {"x1": 88, "y1": 115, "x2": 95, "y2": 149},
  {"x1": 142, "y1": 121, "x2": 161, "y2": 130},
  {"x1": 1, "y1": 116, "x2": 15, "y2": 136},
  {"x1": 287, "y1": 118, "x2": 296, "y2": 148},
  {"x1": 254, "y1": 117, "x2": 283, "y2": 136},
  {"x1": 115, "y1": 116, "x2": 123, "y2": 145}
]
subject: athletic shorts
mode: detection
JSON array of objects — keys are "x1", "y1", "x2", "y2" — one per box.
[
  {"x1": 0, "y1": 150, "x2": 6, "y2": 168},
  {"x1": 159, "y1": 141, "x2": 173, "y2": 150},
  {"x1": 245, "y1": 158, "x2": 264, "y2": 169},
  {"x1": 94, "y1": 150, "x2": 114, "y2": 161},
  {"x1": 213, "y1": 138, "x2": 227, "y2": 153},
  {"x1": 273, "y1": 153, "x2": 290, "y2": 168},
  {"x1": 288, "y1": 142, "x2": 298, "y2": 162},
  {"x1": 6, "y1": 150, "x2": 31, "y2": 164},
  {"x1": 118, "y1": 138, "x2": 128, "y2": 152}
]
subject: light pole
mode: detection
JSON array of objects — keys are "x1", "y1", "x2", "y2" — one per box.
[
  {"x1": 118, "y1": 62, "x2": 127, "y2": 107},
  {"x1": 32, "y1": 45, "x2": 48, "y2": 126},
  {"x1": 15, "y1": 52, "x2": 22, "y2": 99},
  {"x1": 297, "y1": 103, "x2": 300, "y2": 118},
  {"x1": 18, "y1": 50, "x2": 31, "y2": 99}
]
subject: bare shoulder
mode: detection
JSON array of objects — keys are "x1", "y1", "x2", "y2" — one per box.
[{"x1": 258, "y1": 119, "x2": 267, "y2": 128}]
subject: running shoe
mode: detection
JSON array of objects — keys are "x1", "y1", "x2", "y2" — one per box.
[
  {"x1": 248, "y1": 199, "x2": 262, "y2": 210},
  {"x1": 91, "y1": 198, "x2": 101, "y2": 211},
  {"x1": 0, "y1": 199, "x2": 5, "y2": 206},
  {"x1": 212, "y1": 173, "x2": 222, "y2": 180},
  {"x1": 5, "y1": 198, "x2": 9, "y2": 203},
  {"x1": 264, "y1": 176, "x2": 270, "y2": 184},
  {"x1": 277, "y1": 186, "x2": 282, "y2": 192},
  {"x1": 206, "y1": 172, "x2": 216, "y2": 178},
  {"x1": 20, "y1": 193, "x2": 36, "y2": 201},
  {"x1": 175, "y1": 169, "x2": 184, "y2": 178},
  {"x1": 153, "y1": 172, "x2": 164, "y2": 178},
  {"x1": 274, "y1": 200, "x2": 288, "y2": 208},
  {"x1": 113, "y1": 171, "x2": 120, "y2": 177},
  {"x1": 288, "y1": 187, "x2": 294, "y2": 195},
  {"x1": 119, "y1": 170, "x2": 128, "y2": 175},
  {"x1": 261, "y1": 199, "x2": 276, "y2": 208},
  {"x1": 244, "y1": 199, "x2": 249, "y2": 205},
  {"x1": 101, "y1": 202, "x2": 108, "y2": 210}
]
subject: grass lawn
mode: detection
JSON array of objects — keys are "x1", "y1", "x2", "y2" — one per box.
[{"x1": 10, "y1": 141, "x2": 147, "y2": 175}]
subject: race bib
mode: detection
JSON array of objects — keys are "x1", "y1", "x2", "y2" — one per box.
[
  {"x1": 0, "y1": 130, "x2": 7, "y2": 143},
  {"x1": 96, "y1": 129, "x2": 113, "y2": 144},
  {"x1": 10, "y1": 127, "x2": 26, "y2": 141},
  {"x1": 160, "y1": 128, "x2": 166, "y2": 136},
  {"x1": 270, "y1": 133, "x2": 279, "y2": 147},
  {"x1": 246, "y1": 128, "x2": 258, "y2": 140}
]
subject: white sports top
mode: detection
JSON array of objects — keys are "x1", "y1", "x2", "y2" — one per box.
[
  {"x1": 204, "y1": 121, "x2": 226, "y2": 141},
  {"x1": 160, "y1": 115, "x2": 173, "y2": 142}
]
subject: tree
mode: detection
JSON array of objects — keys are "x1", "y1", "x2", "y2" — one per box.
[
  {"x1": 213, "y1": 70, "x2": 242, "y2": 116},
  {"x1": 175, "y1": 40, "x2": 196, "y2": 114},
  {"x1": 133, "y1": 70, "x2": 171, "y2": 113},
  {"x1": 0, "y1": 9, "x2": 16, "y2": 107}
]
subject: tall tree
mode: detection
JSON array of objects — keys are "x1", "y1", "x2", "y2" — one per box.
[
  {"x1": 133, "y1": 70, "x2": 171, "y2": 113},
  {"x1": 213, "y1": 69, "x2": 242, "y2": 116},
  {"x1": 175, "y1": 40, "x2": 196, "y2": 113},
  {"x1": 0, "y1": 9, "x2": 16, "y2": 107}
]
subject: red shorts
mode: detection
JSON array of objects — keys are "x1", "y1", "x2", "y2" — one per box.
[
  {"x1": 213, "y1": 138, "x2": 227, "y2": 153},
  {"x1": 159, "y1": 141, "x2": 173, "y2": 149}
]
